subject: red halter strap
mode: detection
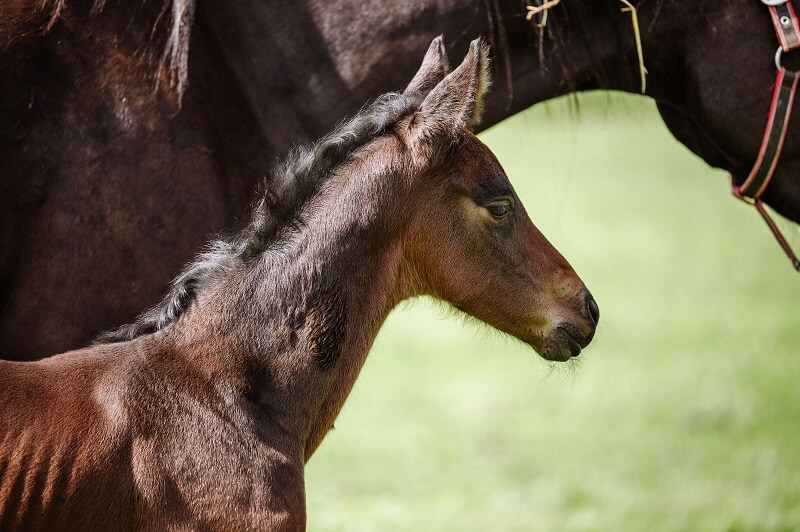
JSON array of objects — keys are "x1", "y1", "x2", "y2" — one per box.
[{"x1": 731, "y1": 0, "x2": 800, "y2": 271}]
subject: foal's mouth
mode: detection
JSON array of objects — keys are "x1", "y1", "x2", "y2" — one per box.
[
  {"x1": 557, "y1": 326, "x2": 584, "y2": 357},
  {"x1": 539, "y1": 323, "x2": 593, "y2": 362}
]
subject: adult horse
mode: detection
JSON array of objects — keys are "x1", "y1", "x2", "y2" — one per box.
[
  {"x1": 0, "y1": 40, "x2": 598, "y2": 529},
  {"x1": 1, "y1": 0, "x2": 796, "y2": 360}
]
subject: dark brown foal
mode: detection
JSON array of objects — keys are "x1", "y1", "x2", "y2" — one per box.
[{"x1": 0, "y1": 39, "x2": 598, "y2": 530}]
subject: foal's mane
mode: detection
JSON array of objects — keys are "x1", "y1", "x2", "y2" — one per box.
[{"x1": 97, "y1": 91, "x2": 424, "y2": 344}]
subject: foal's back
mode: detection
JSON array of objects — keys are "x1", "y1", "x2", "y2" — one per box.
[{"x1": 0, "y1": 346, "x2": 138, "y2": 529}]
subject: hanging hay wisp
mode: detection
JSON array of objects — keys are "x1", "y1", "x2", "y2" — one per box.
[{"x1": 525, "y1": 0, "x2": 649, "y2": 94}]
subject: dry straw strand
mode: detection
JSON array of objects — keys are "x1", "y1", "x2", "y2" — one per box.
[
  {"x1": 619, "y1": 0, "x2": 648, "y2": 94},
  {"x1": 526, "y1": 0, "x2": 561, "y2": 26},
  {"x1": 525, "y1": 1, "x2": 649, "y2": 93}
]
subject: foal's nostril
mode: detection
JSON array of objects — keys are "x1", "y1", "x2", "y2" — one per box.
[{"x1": 586, "y1": 295, "x2": 600, "y2": 325}]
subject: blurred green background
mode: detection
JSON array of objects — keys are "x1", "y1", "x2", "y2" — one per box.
[{"x1": 305, "y1": 92, "x2": 800, "y2": 531}]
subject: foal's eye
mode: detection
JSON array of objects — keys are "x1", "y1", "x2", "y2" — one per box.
[{"x1": 486, "y1": 200, "x2": 513, "y2": 220}]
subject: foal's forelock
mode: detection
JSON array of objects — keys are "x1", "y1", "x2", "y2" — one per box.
[{"x1": 97, "y1": 91, "x2": 425, "y2": 344}]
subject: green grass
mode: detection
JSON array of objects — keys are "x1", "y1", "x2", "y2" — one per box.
[{"x1": 305, "y1": 92, "x2": 800, "y2": 531}]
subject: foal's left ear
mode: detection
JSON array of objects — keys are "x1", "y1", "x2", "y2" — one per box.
[
  {"x1": 407, "y1": 38, "x2": 491, "y2": 142},
  {"x1": 404, "y1": 36, "x2": 450, "y2": 95}
]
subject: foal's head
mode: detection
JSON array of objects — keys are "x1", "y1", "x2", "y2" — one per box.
[{"x1": 387, "y1": 39, "x2": 599, "y2": 361}]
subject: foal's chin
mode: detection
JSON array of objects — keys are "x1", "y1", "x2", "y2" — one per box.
[{"x1": 528, "y1": 324, "x2": 592, "y2": 362}]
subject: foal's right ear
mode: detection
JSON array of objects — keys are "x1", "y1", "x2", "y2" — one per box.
[
  {"x1": 404, "y1": 36, "x2": 450, "y2": 95},
  {"x1": 406, "y1": 38, "x2": 491, "y2": 146}
]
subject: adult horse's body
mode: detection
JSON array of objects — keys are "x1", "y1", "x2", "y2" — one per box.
[
  {"x1": 0, "y1": 41, "x2": 598, "y2": 529},
  {"x1": 2, "y1": 0, "x2": 796, "y2": 360}
]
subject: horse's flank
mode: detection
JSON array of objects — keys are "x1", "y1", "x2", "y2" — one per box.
[
  {"x1": 0, "y1": 0, "x2": 265, "y2": 360},
  {"x1": 1, "y1": 0, "x2": 194, "y2": 100}
]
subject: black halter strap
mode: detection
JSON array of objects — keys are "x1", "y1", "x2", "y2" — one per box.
[
  {"x1": 730, "y1": 0, "x2": 800, "y2": 271},
  {"x1": 735, "y1": 67, "x2": 798, "y2": 199}
]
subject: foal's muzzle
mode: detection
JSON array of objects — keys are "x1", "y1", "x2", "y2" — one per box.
[{"x1": 542, "y1": 289, "x2": 599, "y2": 361}]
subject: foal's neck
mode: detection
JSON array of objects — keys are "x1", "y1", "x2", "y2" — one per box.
[{"x1": 172, "y1": 159, "x2": 410, "y2": 460}]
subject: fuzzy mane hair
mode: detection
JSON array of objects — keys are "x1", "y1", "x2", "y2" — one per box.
[{"x1": 96, "y1": 90, "x2": 424, "y2": 343}]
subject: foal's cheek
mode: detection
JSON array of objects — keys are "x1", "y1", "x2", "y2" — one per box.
[{"x1": 435, "y1": 196, "x2": 486, "y2": 245}]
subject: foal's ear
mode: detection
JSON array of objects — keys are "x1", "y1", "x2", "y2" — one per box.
[
  {"x1": 404, "y1": 36, "x2": 450, "y2": 95},
  {"x1": 408, "y1": 38, "x2": 491, "y2": 142}
]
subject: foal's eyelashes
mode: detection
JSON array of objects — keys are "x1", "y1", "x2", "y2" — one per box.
[{"x1": 484, "y1": 197, "x2": 515, "y2": 220}]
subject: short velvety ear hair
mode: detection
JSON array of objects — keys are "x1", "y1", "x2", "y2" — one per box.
[
  {"x1": 407, "y1": 38, "x2": 492, "y2": 144},
  {"x1": 404, "y1": 35, "x2": 450, "y2": 95}
]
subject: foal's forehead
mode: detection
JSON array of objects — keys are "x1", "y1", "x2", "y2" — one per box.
[{"x1": 453, "y1": 131, "x2": 512, "y2": 190}]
